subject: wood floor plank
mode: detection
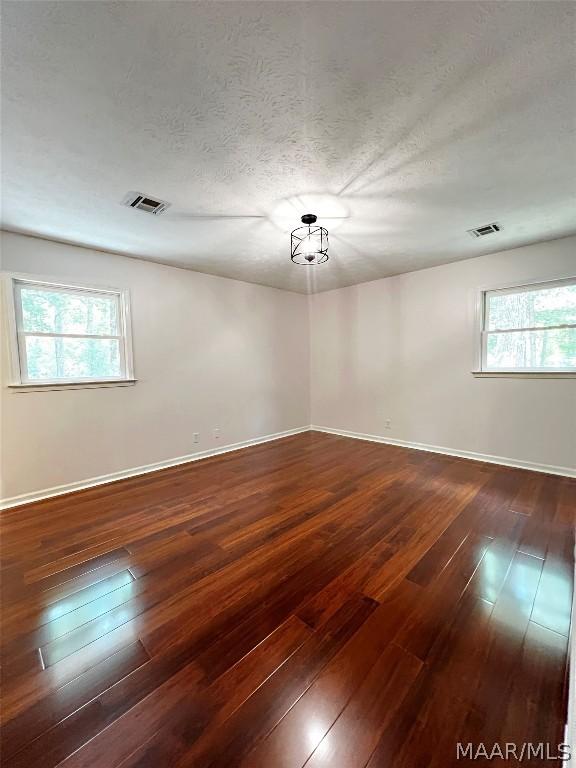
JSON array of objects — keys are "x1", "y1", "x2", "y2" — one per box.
[
  {"x1": 110, "y1": 616, "x2": 312, "y2": 768},
  {"x1": 1, "y1": 641, "x2": 150, "y2": 763},
  {"x1": 395, "y1": 531, "x2": 493, "y2": 662},
  {"x1": 24, "y1": 547, "x2": 131, "y2": 587},
  {"x1": 456, "y1": 550, "x2": 545, "y2": 750},
  {"x1": 530, "y1": 522, "x2": 574, "y2": 637},
  {"x1": 556, "y1": 478, "x2": 576, "y2": 525},
  {"x1": 168, "y1": 594, "x2": 379, "y2": 768},
  {"x1": 242, "y1": 580, "x2": 421, "y2": 768},
  {"x1": 304, "y1": 642, "x2": 422, "y2": 768},
  {"x1": 1, "y1": 622, "x2": 144, "y2": 723},
  {"x1": 498, "y1": 621, "x2": 568, "y2": 751},
  {"x1": 0, "y1": 433, "x2": 571, "y2": 768}
]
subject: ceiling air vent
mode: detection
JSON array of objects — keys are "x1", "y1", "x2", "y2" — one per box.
[
  {"x1": 122, "y1": 192, "x2": 170, "y2": 215},
  {"x1": 467, "y1": 222, "x2": 501, "y2": 238}
]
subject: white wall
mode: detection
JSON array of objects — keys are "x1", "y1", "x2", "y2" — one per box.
[
  {"x1": 310, "y1": 236, "x2": 576, "y2": 474},
  {"x1": 1, "y1": 232, "x2": 310, "y2": 501},
  {"x1": 2, "y1": 231, "x2": 575, "y2": 503}
]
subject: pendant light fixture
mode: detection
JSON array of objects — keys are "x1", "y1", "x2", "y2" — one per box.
[{"x1": 290, "y1": 214, "x2": 329, "y2": 265}]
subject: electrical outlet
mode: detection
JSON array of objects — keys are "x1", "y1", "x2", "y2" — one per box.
[
  {"x1": 213, "y1": 428, "x2": 220, "y2": 439},
  {"x1": 193, "y1": 432, "x2": 199, "y2": 444},
  {"x1": 384, "y1": 419, "x2": 392, "y2": 430}
]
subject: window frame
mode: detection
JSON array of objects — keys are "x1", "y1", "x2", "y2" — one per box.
[
  {"x1": 4, "y1": 275, "x2": 135, "y2": 388},
  {"x1": 474, "y1": 276, "x2": 576, "y2": 376}
]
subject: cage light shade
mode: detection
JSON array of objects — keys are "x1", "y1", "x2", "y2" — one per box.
[{"x1": 291, "y1": 223, "x2": 329, "y2": 265}]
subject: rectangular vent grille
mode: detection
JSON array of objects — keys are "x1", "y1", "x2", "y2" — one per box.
[
  {"x1": 122, "y1": 192, "x2": 170, "y2": 215},
  {"x1": 468, "y1": 223, "x2": 501, "y2": 238}
]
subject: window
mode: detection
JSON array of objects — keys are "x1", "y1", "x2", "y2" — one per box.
[
  {"x1": 8, "y1": 278, "x2": 134, "y2": 386},
  {"x1": 479, "y1": 278, "x2": 576, "y2": 373}
]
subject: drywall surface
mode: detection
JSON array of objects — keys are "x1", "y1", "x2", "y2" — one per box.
[
  {"x1": 1, "y1": 231, "x2": 310, "y2": 500},
  {"x1": 3, "y1": 1, "x2": 575, "y2": 292},
  {"x1": 2, "y1": 231, "x2": 575, "y2": 503},
  {"x1": 310, "y1": 236, "x2": 576, "y2": 473}
]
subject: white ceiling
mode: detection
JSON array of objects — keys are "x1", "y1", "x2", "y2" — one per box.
[{"x1": 1, "y1": 1, "x2": 575, "y2": 294}]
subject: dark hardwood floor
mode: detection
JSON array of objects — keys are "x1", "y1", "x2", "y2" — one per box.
[{"x1": 1, "y1": 431, "x2": 574, "y2": 767}]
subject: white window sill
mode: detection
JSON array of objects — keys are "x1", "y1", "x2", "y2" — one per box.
[
  {"x1": 8, "y1": 379, "x2": 137, "y2": 392},
  {"x1": 472, "y1": 371, "x2": 576, "y2": 379}
]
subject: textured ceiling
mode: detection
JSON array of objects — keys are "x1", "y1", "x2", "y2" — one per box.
[{"x1": 1, "y1": 1, "x2": 575, "y2": 293}]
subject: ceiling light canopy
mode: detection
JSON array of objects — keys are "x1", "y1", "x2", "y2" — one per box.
[{"x1": 291, "y1": 214, "x2": 329, "y2": 265}]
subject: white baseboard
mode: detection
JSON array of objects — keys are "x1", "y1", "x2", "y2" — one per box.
[
  {"x1": 0, "y1": 426, "x2": 310, "y2": 510},
  {"x1": 4, "y1": 424, "x2": 574, "y2": 510},
  {"x1": 311, "y1": 425, "x2": 576, "y2": 478}
]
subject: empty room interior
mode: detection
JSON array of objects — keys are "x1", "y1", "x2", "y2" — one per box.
[{"x1": 1, "y1": 1, "x2": 576, "y2": 766}]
